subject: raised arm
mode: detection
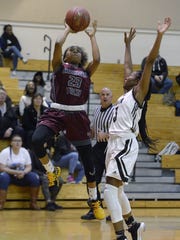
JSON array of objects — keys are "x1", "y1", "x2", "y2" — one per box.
[
  {"x1": 85, "y1": 20, "x2": 100, "y2": 76},
  {"x1": 123, "y1": 28, "x2": 137, "y2": 92},
  {"x1": 52, "y1": 24, "x2": 72, "y2": 72},
  {"x1": 134, "y1": 17, "x2": 172, "y2": 105},
  {"x1": 124, "y1": 27, "x2": 136, "y2": 78}
]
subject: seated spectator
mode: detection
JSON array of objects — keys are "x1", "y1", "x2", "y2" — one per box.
[
  {"x1": 29, "y1": 150, "x2": 63, "y2": 211},
  {"x1": 22, "y1": 93, "x2": 48, "y2": 149},
  {"x1": 0, "y1": 134, "x2": 40, "y2": 210},
  {"x1": 19, "y1": 81, "x2": 48, "y2": 117},
  {"x1": 52, "y1": 133, "x2": 85, "y2": 184},
  {"x1": 0, "y1": 38, "x2": 3, "y2": 67},
  {"x1": 141, "y1": 54, "x2": 173, "y2": 94},
  {"x1": 0, "y1": 85, "x2": 12, "y2": 106},
  {"x1": 0, "y1": 87, "x2": 24, "y2": 140},
  {"x1": 32, "y1": 71, "x2": 46, "y2": 96},
  {"x1": 0, "y1": 24, "x2": 28, "y2": 76}
]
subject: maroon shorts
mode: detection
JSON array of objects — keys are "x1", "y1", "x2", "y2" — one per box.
[{"x1": 38, "y1": 108, "x2": 91, "y2": 142}]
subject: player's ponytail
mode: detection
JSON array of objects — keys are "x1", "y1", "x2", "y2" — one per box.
[{"x1": 138, "y1": 100, "x2": 157, "y2": 150}]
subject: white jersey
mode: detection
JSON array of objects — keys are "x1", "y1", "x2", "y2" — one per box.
[{"x1": 109, "y1": 89, "x2": 143, "y2": 138}]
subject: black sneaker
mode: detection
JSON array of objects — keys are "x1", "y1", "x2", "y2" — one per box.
[
  {"x1": 128, "y1": 222, "x2": 145, "y2": 240},
  {"x1": 53, "y1": 202, "x2": 63, "y2": 210},
  {"x1": 45, "y1": 202, "x2": 56, "y2": 211},
  {"x1": 117, "y1": 235, "x2": 128, "y2": 240},
  {"x1": 106, "y1": 215, "x2": 111, "y2": 221},
  {"x1": 81, "y1": 209, "x2": 96, "y2": 220}
]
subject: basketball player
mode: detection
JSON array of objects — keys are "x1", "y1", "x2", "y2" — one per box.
[
  {"x1": 123, "y1": 27, "x2": 156, "y2": 150},
  {"x1": 32, "y1": 20, "x2": 105, "y2": 220},
  {"x1": 103, "y1": 17, "x2": 171, "y2": 240},
  {"x1": 81, "y1": 87, "x2": 114, "y2": 220}
]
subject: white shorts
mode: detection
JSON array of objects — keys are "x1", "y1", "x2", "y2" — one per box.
[{"x1": 105, "y1": 135, "x2": 139, "y2": 182}]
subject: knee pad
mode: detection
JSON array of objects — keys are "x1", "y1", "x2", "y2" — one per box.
[
  {"x1": 118, "y1": 186, "x2": 131, "y2": 215},
  {"x1": 104, "y1": 184, "x2": 123, "y2": 223}
]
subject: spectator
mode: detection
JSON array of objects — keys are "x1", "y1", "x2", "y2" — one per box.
[
  {"x1": 0, "y1": 134, "x2": 40, "y2": 210},
  {"x1": 0, "y1": 38, "x2": 3, "y2": 67},
  {"x1": 19, "y1": 81, "x2": 48, "y2": 117},
  {"x1": 0, "y1": 87, "x2": 24, "y2": 140},
  {"x1": 32, "y1": 71, "x2": 46, "y2": 96},
  {"x1": 141, "y1": 53, "x2": 173, "y2": 94},
  {"x1": 0, "y1": 85, "x2": 12, "y2": 106},
  {"x1": 81, "y1": 87, "x2": 114, "y2": 220},
  {"x1": 29, "y1": 150, "x2": 63, "y2": 211},
  {"x1": 0, "y1": 24, "x2": 28, "y2": 76},
  {"x1": 52, "y1": 133, "x2": 85, "y2": 184},
  {"x1": 22, "y1": 93, "x2": 48, "y2": 149}
]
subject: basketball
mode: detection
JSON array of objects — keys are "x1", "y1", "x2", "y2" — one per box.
[{"x1": 65, "y1": 7, "x2": 90, "y2": 32}]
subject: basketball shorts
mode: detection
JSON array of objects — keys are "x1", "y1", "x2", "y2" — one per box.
[{"x1": 105, "y1": 135, "x2": 139, "y2": 182}]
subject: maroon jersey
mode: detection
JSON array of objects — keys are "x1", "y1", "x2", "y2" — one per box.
[
  {"x1": 50, "y1": 63, "x2": 91, "y2": 105},
  {"x1": 39, "y1": 62, "x2": 92, "y2": 144}
]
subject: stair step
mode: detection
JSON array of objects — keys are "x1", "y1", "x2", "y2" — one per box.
[
  {"x1": 137, "y1": 154, "x2": 156, "y2": 162},
  {"x1": 128, "y1": 176, "x2": 174, "y2": 183},
  {"x1": 124, "y1": 183, "x2": 180, "y2": 193},
  {"x1": 135, "y1": 161, "x2": 161, "y2": 168},
  {"x1": 126, "y1": 192, "x2": 180, "y2": 200},
  {"x1": 131, "y1": 168, "x2": 162, "y2": 176}
]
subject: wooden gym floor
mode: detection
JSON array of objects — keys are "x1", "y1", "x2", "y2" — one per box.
[{"x1": 1, "y1": 208, "x2": 180, "y2": 240}]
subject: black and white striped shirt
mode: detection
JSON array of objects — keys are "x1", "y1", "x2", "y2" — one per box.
[{"x1": 92, "y1": 104, "x2": 115, "y2": 142}]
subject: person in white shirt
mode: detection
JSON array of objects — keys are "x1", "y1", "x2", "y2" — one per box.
[
  {"x1": 19, "y1": 81, "x2": 48, "y2": 116},
  {"x1": 0, "y1": 134, "x2": 40, "y2": 210}
]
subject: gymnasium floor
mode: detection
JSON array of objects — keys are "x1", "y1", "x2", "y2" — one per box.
[{"x1": 1, "y1": 208, "x2": 180, "y2": 240}]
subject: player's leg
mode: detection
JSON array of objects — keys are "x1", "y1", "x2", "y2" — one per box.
[
  {"x1": 104, "y1": 177, "x2": 128, "y2": 240},
  {"x1": 81, "y1": 142, "x2": 106, "y2": 220},
  {"x1": 77, "y1": 144, "x2": 105, "y2": 220},
  {"x1": 32, "y1": 125, "x2": 61, "y2": 186}
]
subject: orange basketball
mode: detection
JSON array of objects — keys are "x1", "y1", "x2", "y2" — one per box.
[{"x1": 65, "y1": 7, "x2": 90, "y2": 32}]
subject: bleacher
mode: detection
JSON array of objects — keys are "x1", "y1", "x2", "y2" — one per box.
[
  {"x1": 0, "y1": 60, "x2": 180, "y2": 209},
  {"x1": 162, "y1": 155, "x2": 180, "y2": 184}
]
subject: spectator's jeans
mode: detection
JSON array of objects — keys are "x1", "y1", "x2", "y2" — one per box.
[
  {"x1": 54, "y1": 152, "x2": 85, "y2": 183},
  {"x1": 0, "y1": 172, "x2": 40, "y2": 190},
  {"x1": 151, "y1": 77, "x2": 173, "y2": 94},
  {"x1": 4, "y1": 46, "x2": 23, "y2": 70}
]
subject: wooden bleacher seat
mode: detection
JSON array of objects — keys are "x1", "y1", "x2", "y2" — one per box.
[
  {"x1": 0, "y1": 139, "x2": 10, "y2": 151},
  {"x1": 17, "y1": 59, "x2": 52, "y2": 72},
  {"x1": 6, "y1": 88, "x2": 23, "y2": 105},
  {"x1": 2, "y1": 58, "x2": 13, "y2": 69},
  {"x1": 0, "y1": 67, "x2": 11, "y2": 76},
  {"x1": 1, "y1": 77, "x2": 19, "y2": 89},
  {"x1": 5, "y1": 183, "x2": 88, "y2": 209},
  {"x1": 161, "y1": 155, "x2": 180, "y2": 169},
  {"x1": 175, "y1": 169, "x2": 180, "y2": 183},
  {"x1": 161, "y1": 154, "x2": 180, "y2": 184}
]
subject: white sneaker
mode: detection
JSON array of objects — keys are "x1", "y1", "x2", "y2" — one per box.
[
  {"x1": 22, "y1": 58, "x2": 28, "y2": 64},
  {"x1": 12, "y1": 70, "x2": 16, "y2": 76}
]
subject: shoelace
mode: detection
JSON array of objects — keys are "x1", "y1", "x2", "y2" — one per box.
[{"x1": 91, "y1": 201, "x2": 101, "y2": 209}]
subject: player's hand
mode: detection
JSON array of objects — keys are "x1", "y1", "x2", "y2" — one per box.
[
  {"x1": 97, "y1": 130, "x2": 109, "y2": 142},
  {"x1": 157, "y1": 17, "x2": 171, "y2": 34},
  {"x1": 124, "y1": 27, "x2": 136, "y2": 46},
  {"x1": 64, "y1": 21, "x2": 75, "y2": 33},
  {"x1": 85, "y1": 20, "x2": 97, "y2": 37}
]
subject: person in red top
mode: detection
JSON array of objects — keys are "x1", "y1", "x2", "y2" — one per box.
[{"x1": 32, "y1": 20, "x2": 105, "y2": 220}]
